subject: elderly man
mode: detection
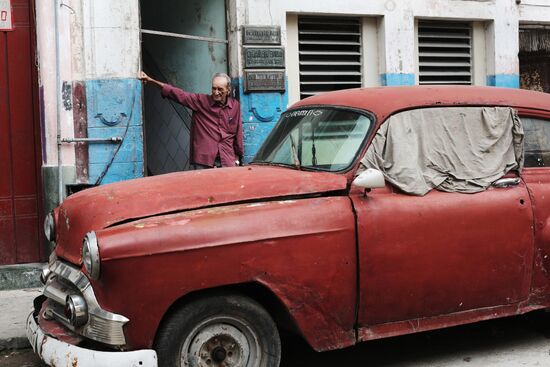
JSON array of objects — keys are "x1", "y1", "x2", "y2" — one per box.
[{"x1": 140, "y1": 71, "x2": 243, "y2": 169}]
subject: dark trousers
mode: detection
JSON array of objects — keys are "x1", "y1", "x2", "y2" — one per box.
[{"x1": 193, "y1": 155, "x2": 222, "y2": 170}]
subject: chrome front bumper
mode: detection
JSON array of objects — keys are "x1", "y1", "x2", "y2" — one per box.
[{"x1": 26, "y1": 311, "x2": 158, "y2": 367}]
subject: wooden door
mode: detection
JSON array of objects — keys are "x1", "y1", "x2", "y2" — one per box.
[{"x1": 0, "y1": 0, "x2": 44, "y2": 265}]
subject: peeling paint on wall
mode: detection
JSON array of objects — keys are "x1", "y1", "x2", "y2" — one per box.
[
  {"x1": 62, "y1": 82, "x2": 72, "y2": 111},
  {"x1": 237, "y1": 77, "x2": 288, "y2": 163},
  {"x1": 86, "y1": 79, "x2": 144, "y2": 184}
]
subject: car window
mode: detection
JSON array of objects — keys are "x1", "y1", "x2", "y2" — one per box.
[
  {"x1": 253, "y1": 108, "x2": 373, "y2": 172},
  {"x1": 522, "y1": 117, "x2": 550, "y2": 168}
]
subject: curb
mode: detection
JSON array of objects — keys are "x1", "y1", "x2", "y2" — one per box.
[
  {"x1": 0, "y1": 263, "x2": 44, "y2": 291},
  {"x1": 0, "y1": 337, "x2": 29, "y2": 352}
]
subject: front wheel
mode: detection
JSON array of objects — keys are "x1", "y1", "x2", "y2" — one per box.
[{"x1": 155, "y1": 294, "x2": 281, "y2": 367}]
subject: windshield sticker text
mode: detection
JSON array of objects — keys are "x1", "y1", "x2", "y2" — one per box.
[{"x1": 286, "y1": 110, "x2": 324, "y2": 118}]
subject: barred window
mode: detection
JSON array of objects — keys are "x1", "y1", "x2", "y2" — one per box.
[
  {"x1": 418, "y1": 21, "x2": 472, "y2": 85},
  {"x1": 298, "y1": 16, "x2": 362, "y2": 99}
]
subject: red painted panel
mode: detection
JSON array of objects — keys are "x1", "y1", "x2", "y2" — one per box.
[
  {"x1": 0, "y1": 219, "x2": 15, "y2": 264},
  {"x1": 92, "y1": 197, "x2": 358, "y2": 351},
  {"x1": 0, "y1": 0, "x2": 43, "y2": 265},
  {"x1": 523, "y1": 167, "x2": 550, "y2": 305},
  {"x1": 55, "y1": 166, "x2": 347, "y2": 264},
  {"x1": 14, "y1": 196, "x2": 37, "y2": 216},
  {"x1": 0, "y1": 199, "x2": 13, "y2": 217},
  {"x1": 352, "y1": 181, "x2": 534, "y2": 329}
]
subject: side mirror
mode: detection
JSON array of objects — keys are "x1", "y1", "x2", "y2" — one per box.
[{"x1": 353, "y1": 168, "x2": 385, "y2": 189}]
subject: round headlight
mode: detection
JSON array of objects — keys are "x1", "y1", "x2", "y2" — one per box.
[
  {"x1": 82, "y1": 232, "x2": 101, "y2": 280},
  {"x1": 44, "y1": 212, "x2": 55, "y2": 242}
]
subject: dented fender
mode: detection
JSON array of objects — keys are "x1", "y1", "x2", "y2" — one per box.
[{"x1": 90, "y1": 196, "x2": 358, "y2": 351}]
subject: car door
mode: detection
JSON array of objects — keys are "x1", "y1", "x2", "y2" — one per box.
[
  {"x1": 519, "y1": 114, "x2": 550, "y2": 306},
  {"x1": 352, "y1": 107, "x2": 535, "y2": 338}
]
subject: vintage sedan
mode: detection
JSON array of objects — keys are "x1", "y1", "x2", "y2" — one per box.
[{"x1": 27, "y1": 86, "x2": 550, "y2": 367}]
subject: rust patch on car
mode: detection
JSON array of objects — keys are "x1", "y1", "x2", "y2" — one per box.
[{"x1": 60, "y1": 208, "x2": 70, "y2": 230}]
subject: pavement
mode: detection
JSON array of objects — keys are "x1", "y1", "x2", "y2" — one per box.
[{"x1": 0, "y1": 288, "x2": 42, "y2": 351}]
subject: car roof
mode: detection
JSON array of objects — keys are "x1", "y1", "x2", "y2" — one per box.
[{"x1": 291, "y1": 85, "x2": 550, "y2": 122}]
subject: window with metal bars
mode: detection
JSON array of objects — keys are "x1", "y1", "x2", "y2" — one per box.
[
  {"x1": 298, "y1": 16, "x2": 362, "y2": 100},
  {"x1": 418, "y1": 21, "x2": 472, "y2": 85}
]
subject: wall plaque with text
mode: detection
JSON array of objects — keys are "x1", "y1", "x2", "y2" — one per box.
[
  {"x1": 244, "y1": 70, "x2": 285, "y2": 92},
  {"x1": 243, "y1": 26, "x2": 281, "y2": 45},
  {"x1": 0, "y1": 0, "x2": 13, "y2": 31},
  {"x1": 244, "y1": 47, "x2": 285, "y2": 68}
]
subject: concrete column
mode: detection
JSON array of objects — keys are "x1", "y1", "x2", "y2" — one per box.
[
  {"x1": 486, "y1": 0, "x2": 520, "y2": 88},
  {"x1": 230, "y1": 0, "x2": 288, "y2": 163},
  {"x1": 379, "y1": 2, "x2": 415, "y2": 86}
]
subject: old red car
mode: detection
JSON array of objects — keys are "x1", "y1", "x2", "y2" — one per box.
[{"x1": 27, "y1": 86, "x2": 550, "y2": 367}]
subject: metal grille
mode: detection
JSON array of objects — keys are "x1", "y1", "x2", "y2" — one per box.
[
  {"x1": 418, "y1": 21, "x2": 472, "y2": 85},
  {"x1": 298, "y1": 16, "x2": 362, "y2": 99}
]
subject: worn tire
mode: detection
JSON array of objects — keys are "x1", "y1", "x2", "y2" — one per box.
[{"x1": 155, "y1": 293, "x2": 281, "y2": 367}]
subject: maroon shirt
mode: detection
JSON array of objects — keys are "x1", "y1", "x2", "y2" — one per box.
[{"x1": 161, "y1": 84, "x2": 243, "y2": 167}]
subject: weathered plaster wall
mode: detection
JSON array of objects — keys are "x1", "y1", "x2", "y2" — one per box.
[
  {"x1": 519, "y1": 0, "x2": 550, "y2": 22},
  {"x1": 35, "y1": 0, "x2": 75, "y2": 167},
  {"x1": 238, "y1": 0, "x2": 503, "y2": 91},
  {"x1": 225, "y1": 0, "x2": 550, "y2": 160},
  {"x1": 36, "y1": 0, "x2": 143, "y2": 208},
  {"x1": 36, "y1": 0, "x2": 550, "y2": 189}
]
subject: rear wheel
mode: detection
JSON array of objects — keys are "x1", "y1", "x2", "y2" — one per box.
[{"x1": 155, "y1": 294, "x2": 281, "y2": 367}]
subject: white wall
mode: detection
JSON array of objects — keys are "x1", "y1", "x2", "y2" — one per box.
[
  {"x1": 35, "y1": 0, "x2": 74, "y2": 166},
  {"x1": 81, "y1": 0, "x2": 141, "y2": 80},
  {"x1": 231, "y1": 0, "x2": 550, "y2": 104}
]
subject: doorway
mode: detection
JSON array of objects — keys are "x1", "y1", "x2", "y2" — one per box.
[
  {"x1": 140, "y1": 0, "x2": 228, "y2": 175},
  {"x1": 519, "y1": 26, "x2": 550, "y2": 93}
]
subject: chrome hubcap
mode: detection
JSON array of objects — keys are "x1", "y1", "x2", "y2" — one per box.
[{"x1": 182, "y1": 317, "x2": 260, "y2": 367}]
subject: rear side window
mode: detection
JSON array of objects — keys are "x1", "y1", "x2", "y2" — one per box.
[{"x1": 522, "y1": 117, "x2": 550, "y2": 167}]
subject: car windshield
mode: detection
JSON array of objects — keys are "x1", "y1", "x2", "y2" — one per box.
[{"x1": 252, "y1": 107, "x2": 373, "y2": 172}]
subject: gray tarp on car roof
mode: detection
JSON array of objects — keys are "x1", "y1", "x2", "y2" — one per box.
[{"x1": 360, "y1": 107, "x2": 524, "y2": 196}]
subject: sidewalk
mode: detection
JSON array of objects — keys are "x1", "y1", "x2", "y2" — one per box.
[{"x1": 0, "y1": 288, "x2": 42, "y2": 351}]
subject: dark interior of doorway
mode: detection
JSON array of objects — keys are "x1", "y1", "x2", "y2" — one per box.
[
  {"x1": 519, "y1": 27, "x2": 550, "y2": 93},
  {"x1": 139, "y1": 0, "x2": 228, "y2": 175}
]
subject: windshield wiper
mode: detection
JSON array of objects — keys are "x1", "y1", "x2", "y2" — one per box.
[
  {"x1": 289, "y1": 134, "x2": 301, "y2": 169},
  {"x1": 311, "y1": 127, "x2": 317, "y2": 167}
]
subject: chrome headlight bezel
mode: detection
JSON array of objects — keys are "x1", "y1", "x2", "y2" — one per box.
[
  {"x1": 65, "y1": 294, "x2": 89, "y2": 327},
  {"x1": 44, "y1": 212, "x2": 55, "y2": 242},
  {"x1": 82, "y1": 232, "x2": 101, "y2": 280}
]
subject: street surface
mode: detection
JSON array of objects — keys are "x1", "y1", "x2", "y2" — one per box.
[{"x1": 3, "y1": 310, "x2": 550, "y2": 366}]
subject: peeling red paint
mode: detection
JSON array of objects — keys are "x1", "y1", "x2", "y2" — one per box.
[
  {"x1": 55, "y1": 166, "x2": 347, "y2": 264},
  {"x1": 38, "y1": 300, "x2": 84, "y2": 345}
]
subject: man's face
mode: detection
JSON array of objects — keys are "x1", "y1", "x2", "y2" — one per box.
[{"x1": 211, "y1": 77, "x2": 230, "y2": 105}]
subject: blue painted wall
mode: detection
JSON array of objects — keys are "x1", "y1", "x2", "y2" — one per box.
[
  {"x1": 380, "y1": 73, "x2": 416, "y2": 86},
  {"x1": 486, "y1": 74, "x2": 520, "y2": 88},
  {"x1": 236, "y1": 78, "x2": 289, "y2": 163},
  {"x1": 86, "y1": 79, "x2": 144, "y2": 184}
]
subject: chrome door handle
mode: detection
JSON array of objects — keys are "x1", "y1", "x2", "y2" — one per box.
[{"x1": 493, "y1": 177, "x2": 520, "y2": 188}]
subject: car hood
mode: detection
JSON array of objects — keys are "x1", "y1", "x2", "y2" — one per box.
[{"x1": 54, "y1": 165, "x2": 348, "y2": 264}]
